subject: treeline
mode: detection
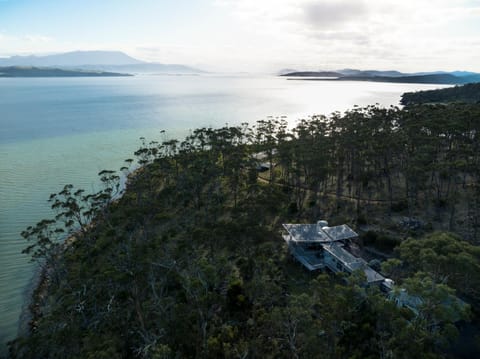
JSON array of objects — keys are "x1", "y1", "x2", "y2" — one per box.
[
  {"x1": 10, "y1": 102, "x2": 480, "y2": 358},
  {"x1": 401, "y1": 83, "x2": 480, "y2": 105}
]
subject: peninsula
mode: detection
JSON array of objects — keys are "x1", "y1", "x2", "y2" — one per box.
[
  {"x1": 10, "y1": 83, "x2": 480, "y2": 358},
  {"x1": 281, "y1": 69, "x2": 480, "y2": 85},
  {"x1": 0, "y1": 66, "x2": 131, "y2": 78}
]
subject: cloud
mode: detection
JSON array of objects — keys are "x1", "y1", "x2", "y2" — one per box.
[
  {"x1": 22, "y1": 34, "x2": 53, "y2": 43},
  {"x1": 300, "y1": 0, "x2": 367, "y2": 29},
  {"x1": 0, "y1": 32, "x2": 63, "y2": 57},
  {"x1": 2, "y1": 1, "x2": 478, "y2": 72},
  {"x1": 209, "y1": 0, "x2": 480, "y2": 71}
]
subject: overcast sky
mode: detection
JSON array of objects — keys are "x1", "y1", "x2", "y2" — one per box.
[{"x1": 1, "y1": 0, "x2": 479, "y2": 72}]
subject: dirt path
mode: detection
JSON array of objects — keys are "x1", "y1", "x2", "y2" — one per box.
[{"x1": 257, "y1": 174, "x2": 400, "y2": 204}]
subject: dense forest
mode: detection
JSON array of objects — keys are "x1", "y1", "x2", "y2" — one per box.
[
  {"x1": 9, "y1": 99, "x2": 480, "y2": 358},
  {"x1": 401, "y1": 83, "x2": 480, "y2": 105}
]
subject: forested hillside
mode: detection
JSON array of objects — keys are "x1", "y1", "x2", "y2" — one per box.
[
  {"x1": 401, "y1": 83, "x2": 480, "y2": 105},
  {"x1": 10, "y1": 103, "x2": 480, "y2": 358}
]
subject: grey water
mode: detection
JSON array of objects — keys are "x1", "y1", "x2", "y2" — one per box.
[{"x1": 0, "y1": 74, "x2": 449, "y2": 353}]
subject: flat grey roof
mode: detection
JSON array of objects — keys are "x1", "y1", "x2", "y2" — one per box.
[
  {"x1": 323, "y1": 243, "x2": 384, "y2": 283},
  {"x1": 283, "y1": 224, "x2": 331, "y2": 242},
  {"x1": 363, "y1": 266, "x2": 385, "y2": 283},
  {"x1": 323, "y1": 243, "x2": 363, "y2": 268},
  {"x1": 283, "y1": 223, "x2": 358, "y2": 243},
  {"x1": 322, "y1": 225, "x2": 358, "y2": 241}
]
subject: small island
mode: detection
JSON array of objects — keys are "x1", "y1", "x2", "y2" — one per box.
[{"x1": 0, "y1": 66, "x2": 132, "y2": 78}]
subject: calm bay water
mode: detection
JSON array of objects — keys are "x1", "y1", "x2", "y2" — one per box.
[{"x1": 0, "y1": 74, "x2": 449, "y2": 352}]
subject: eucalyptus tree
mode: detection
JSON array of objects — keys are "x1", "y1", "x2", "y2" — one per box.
[
  {"x1": 397, "y1": 105, "x2": 436, "y2": 214},
  {"x1": 402, "y1": 273, "x2": 470, "y2": 352},
  {"x1": 396, "y1": 232, "x2": 480, "y2": 303},
  {"x1": 291, "y1": 115, "x2": 330, "y2": 212},
  {"x1": 253, "y1": 117, "x2": 286, "y2": 183},
  {"x1": 327, "y1": 111, "x2": 348, "y2": 209},
  {"x1": 363, "y1": 106, "x2": 402, "y2": 209}
]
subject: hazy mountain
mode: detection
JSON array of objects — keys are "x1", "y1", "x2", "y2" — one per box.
[
  {"x1": 79, "y1": 63, "x2": 204, "y2": 74},
  {"x1": 337, "y1": 69, "x2": 407, "y2": 77},
  {"x1": 0, "y1": 51, "x2": 142, "y2": 67},
  {"x1": 280, "y1": 71, "x2": 342, "y2": 77},
  {"x1": 450, "y1": 71, "x2": 480, "y2": 77},
  {"x1": 0, "y1": 51, "x2": 203, "y2": 74},
  {"x1": 277, "y1": 68, "x2": 299, "y2": 75}
]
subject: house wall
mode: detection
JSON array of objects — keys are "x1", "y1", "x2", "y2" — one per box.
[{"x1": 324, "y1": 252, "x2": 346, "y2": 273}]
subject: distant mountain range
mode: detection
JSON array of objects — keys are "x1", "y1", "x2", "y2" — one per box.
[
  {"x1": 280, "y1": 69, "x2": 480, "y2": 85},
  {"x1": 0, "y1": 51, "x2": 203, "y2": 75},
  {"x1": 0, "y1": 51, "x2": 143, "y2": 67}
]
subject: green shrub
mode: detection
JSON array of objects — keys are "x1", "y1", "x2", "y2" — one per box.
[
  {"x1": 288, "y1": 202, "x2": 298, "y2": 214},
  {"x1": 375, "y1": 234, "x2": 401, "y2": 251},
  {"x1": 391, "y1": 200, "x2": 408, "y2": 212},
  {"x1": 356, "y1": 213, "x2": 368, "y2": 225},
  {"x1": 361, "y1": 230, "x2": 378, "y2": 245}
]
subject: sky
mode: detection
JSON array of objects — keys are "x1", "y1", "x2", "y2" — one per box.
[{"x1": 0, "y1": 0, "x2": 479, "y2": 72}]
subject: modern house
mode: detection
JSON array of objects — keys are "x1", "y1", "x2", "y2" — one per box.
[
  {"x1": 282, "y1": 220, "x2": 390, "y2": 288},
  {"x1": 252, "y1": 150, "x2": 276, "y2": 171},
  {"x1": 282, "y1": 220, "x2": 468, "y2": 319}
]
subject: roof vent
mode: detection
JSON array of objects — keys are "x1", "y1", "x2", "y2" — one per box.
[
  {"x1": 317, "y1": 220, "x2": 328, "y2": 233},
  {"x1": 317, "y1": 220, "x2": 328, "y2": 228}
]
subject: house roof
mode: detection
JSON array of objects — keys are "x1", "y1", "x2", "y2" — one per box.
[
  {"x1": 322, "y1": 243, "x2": 385, "y2": 283},
  {"x1": 323, "y1": 243, "x2": 363, "y2": 269},
  {"x1": 282, "y1": 221, "x2": 384, "y2": 284},
  {"x1": 363, "y1": 266, "x2": 386, "y2": 284},
  {"x1": 322, "y1": 225, "x2": 358, "y2": 241},
  {"x1": 283, "y1": 224, "x2": 331, "y2": 242},
  {"x1": 283, "y1": 223, "x2": 358, "y2": 243}
]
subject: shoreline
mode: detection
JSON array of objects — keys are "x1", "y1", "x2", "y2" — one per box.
[{"x1": 15, "y1": 167, "x2": 139, "y2": 344}]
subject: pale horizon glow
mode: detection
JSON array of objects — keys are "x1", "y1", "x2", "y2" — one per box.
[{"x1": 0, "y1": 0, "x2": 479, "y2": 73}]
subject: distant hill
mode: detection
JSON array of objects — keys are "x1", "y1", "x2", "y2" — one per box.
[
  {"x1": 401, "y1": 82, "x2": 480, "y2": 105},
  {"x1": 280, "y1": 71, "x2": 342, "y2": 77},
  {"x1": 337, "y1": 73, "x2": 469, "y2": 84},
  {"x1": 337, "y1": 69, "x2": 406, "y2": 77},
  {"x1": 450, "y1": 71, "x2": 480, "y2": 78},
  {"x1": 0, "y1": 51, "x2": 203, "y2": 74},
  {"x1": 0, "y1": 66, "x2": 131, "y2": 78},
  {"x1": 277, "y1": 68, "x2": 299, "y2": 76},
  {"x1": 281, "y1": 68, "x2": 480, "y2": 85}
]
